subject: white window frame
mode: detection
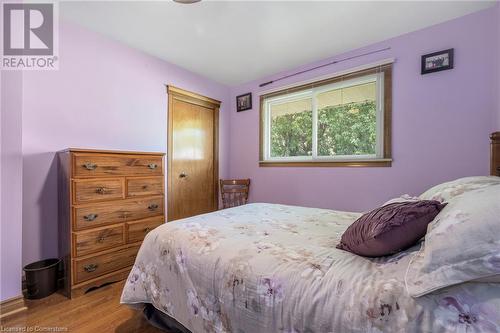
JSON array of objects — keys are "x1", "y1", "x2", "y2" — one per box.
[{"x1": 262, "y1": 73, "x2": 385, "y2": 163}]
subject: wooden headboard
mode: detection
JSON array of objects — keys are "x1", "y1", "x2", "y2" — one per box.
[{"x1": 491, "y1": 132, "x2": 500, "y2": 176}]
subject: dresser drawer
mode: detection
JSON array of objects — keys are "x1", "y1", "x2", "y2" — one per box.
[
  {"x1": 73, "y1": 178, "x2": 124, "y2": 204},
  {"x1": 126, "y1": 216, "x2": 164, "y2": 243},
  {"x1": 73, "y1": 245, "x2": 139, "y2": 284},
  {"x1": 126, "y1": 177, "x2": 164, "y2": 197},
  {"x1": 73, "y1": 153, "x2": 163, "y2": 178},
  {"x1": 73, "y1": 225, "x2": 125, "y2": 257},
  {"x1": 73, "y1": 196, "x2": 164, "y2": 230}
]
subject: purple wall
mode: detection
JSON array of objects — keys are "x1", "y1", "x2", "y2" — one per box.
[
  {"x1": 1, "y1": 71, "x2": 24, "y2": 301},
  {"x1": 20, "y1": 21, "x2": 231, "y2": 266},
  {"x1": 228, "y1": 7, "x2": 499, "y2": 212}
]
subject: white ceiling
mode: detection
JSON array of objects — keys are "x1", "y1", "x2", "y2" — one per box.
[{"x1": 60, "y1": 1, "x2": 496, "y2": 86}]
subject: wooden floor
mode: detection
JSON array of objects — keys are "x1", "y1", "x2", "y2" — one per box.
[{"x1": 0, "y1": 281, "x2": 166, "y2": 332}]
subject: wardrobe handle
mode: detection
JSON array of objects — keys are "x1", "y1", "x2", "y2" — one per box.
[
  {"x1": 84, "y1": 264, "x2": 98, "y2": 273},
  {"x1": 83, "y1": 214, "x2": 98, "y2": 221}
]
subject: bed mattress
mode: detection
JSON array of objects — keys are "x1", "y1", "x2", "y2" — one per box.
[{"x1": 121, "y1": 203, "x2": 500, "y2": 333}]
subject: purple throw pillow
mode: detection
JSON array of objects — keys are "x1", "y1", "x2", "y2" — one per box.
[{"x1": 336, "y1": 200, "x2": 446, "y2": 257}]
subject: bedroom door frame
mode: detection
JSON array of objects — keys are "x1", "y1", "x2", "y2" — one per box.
[{"x1": 166, "y1": 85, "x2": 220, "y2": 221}]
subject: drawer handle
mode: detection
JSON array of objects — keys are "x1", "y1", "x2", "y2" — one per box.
[
  {"x1": 95, "y1": 187, "x2": 108, "y2": 194},
  {"x1": 144, "y1": 227, "x2": 151, "y2": 233},
  {"x1": 83, "y1": 162, "x2": 98, "y2": 170},
  {"x1": 148, "y1": 204, "x2": 159, "y2": 211},
  {"x1": 148, "y1": 163, "x2": 158, "y2": 170},
  {"x1": 83, "y1": 213, "x2": 98, "y2": 221},
  {"x1": 84, "y1": 264, "x2": 98, "y2": 273},
  {"x1": 97, "y1": 236, "x2": 106, "y2": 243}
]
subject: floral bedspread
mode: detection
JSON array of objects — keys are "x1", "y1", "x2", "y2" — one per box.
[{"x1": 121, "y1": 203, "x2": 500, "y2": 333}]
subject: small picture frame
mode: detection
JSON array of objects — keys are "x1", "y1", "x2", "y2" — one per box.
[
  {"x1": 236, "y1": 93, "x2": 252, "y2": 112},
  {"x1": 421, "y1": 48, "x2": 454, "y2": 75}
]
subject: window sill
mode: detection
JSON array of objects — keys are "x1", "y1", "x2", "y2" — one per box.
[{"x1": 259, "y1": 158, "x2": 392, "y2": 167}]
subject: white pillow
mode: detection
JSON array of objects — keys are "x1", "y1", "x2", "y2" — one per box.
[
  {"x1": 419, "y1": 176, "x2": 500, "y2": 203},
  {"x1": 382, "y1": 194, "x2": 420, "y2": 206},
  {"x1": 406, "y1": 183, "x2": 500, "y2": 297}
]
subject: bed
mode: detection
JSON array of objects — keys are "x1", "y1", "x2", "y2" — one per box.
[{"x1": 121, "y1": 132, "x2": 500, "y2": 333}]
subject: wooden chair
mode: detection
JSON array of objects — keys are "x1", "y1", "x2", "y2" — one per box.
[{"x1": 220, "y1": 179, "x2": 250, "y2": 209}]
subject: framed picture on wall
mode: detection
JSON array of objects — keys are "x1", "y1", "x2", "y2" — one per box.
[
  {"x1": 421, "y1": 49, "x2": 454, "y2": 75},
  {"x1": 236, "y1": 93, "x2": 252, "y2": 112}
]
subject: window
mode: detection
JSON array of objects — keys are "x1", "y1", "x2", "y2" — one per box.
[{"x1": 259, "y1": 64, "x2": 392, "y2": 167}]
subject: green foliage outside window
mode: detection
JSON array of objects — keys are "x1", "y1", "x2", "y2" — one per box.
[
  {"x1": 270, "y1": 101, "x2": 376, "y2": 157},
  {"x1": 271, "y1": 110, "x2": 312, "y2": 157}
]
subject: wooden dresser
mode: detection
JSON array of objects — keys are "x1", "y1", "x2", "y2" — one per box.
[{"x1": 58, "y1": 149, "x2": 165, "y2": 298}]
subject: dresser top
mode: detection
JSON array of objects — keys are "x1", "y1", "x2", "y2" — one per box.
[{"x1": 60, "y1": 148, "x2": 165, "y2": 156}]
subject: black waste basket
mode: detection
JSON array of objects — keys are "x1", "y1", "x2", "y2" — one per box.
[{"x1": 23, "y1": 258, "x2": 60, "y2": 299}]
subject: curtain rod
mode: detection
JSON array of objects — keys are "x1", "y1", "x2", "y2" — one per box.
[{"x1": 259, "y1": 47, "x2": 392, "y2": 88}]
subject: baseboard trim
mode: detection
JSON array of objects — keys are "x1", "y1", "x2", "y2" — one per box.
[{"x1": 0, "y1": 295, "x2": 27, "y2": 319}]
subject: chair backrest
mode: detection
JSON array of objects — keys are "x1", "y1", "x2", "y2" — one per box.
[{"x1": 220, "y1": 179, "x2": 250, "y2": 209}]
